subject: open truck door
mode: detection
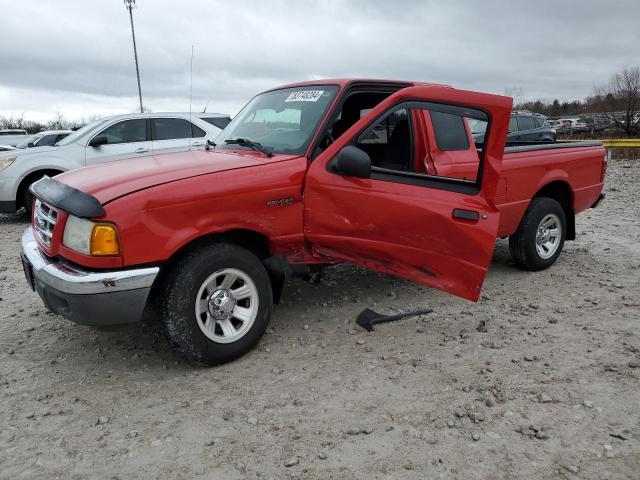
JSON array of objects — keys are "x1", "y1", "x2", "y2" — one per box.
[{"x1": 303, "y1": 85, "x2": 512, "y2": 301}]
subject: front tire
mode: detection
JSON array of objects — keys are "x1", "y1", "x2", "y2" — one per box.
[
  {"x1": 509, "y1": 197, "x2": 566, "y2": 271},
  {"x1": 158, "y1": 243, "x2": 272, "y2": 365}
]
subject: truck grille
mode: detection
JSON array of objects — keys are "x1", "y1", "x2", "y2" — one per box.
[{"x1": 33, "y1": 199, "x2": 57, "y2": 247}]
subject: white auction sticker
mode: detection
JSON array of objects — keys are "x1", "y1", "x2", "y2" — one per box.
[{"x1": 284, "y1": 90, "x2": 324, "y2": 102}]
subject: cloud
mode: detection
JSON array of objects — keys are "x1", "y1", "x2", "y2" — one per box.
[{"x1": 1, "y1": 0, "x2": 638, "y2": 122}]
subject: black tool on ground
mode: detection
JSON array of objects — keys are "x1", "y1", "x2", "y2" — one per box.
[{"x1": 356, "y1": 308, "x2": 433, "y2": 332}]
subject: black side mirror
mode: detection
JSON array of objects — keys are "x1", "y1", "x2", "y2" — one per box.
[
  {"x1": 89, "y1": 135, "x2": 108, "y2": 147},
  {"x1": 331, "y1": 146, "x2": 371, "y2": 179},
  {"x1": 27, "y1": 142, "x2": 35, "y2": 148}
]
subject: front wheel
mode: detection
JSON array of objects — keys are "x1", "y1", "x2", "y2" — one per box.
[
  {"x1": 158, "y1": 243, "x2": 273, "y2": 365},
  {"x1": 509, "y1": 197, "x2": 566, "y2": 271}
]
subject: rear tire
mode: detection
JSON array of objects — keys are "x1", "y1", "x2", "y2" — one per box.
[
  {"x1": 158, "y1": 243, "x2": 273, "y2": 365},
  {"x1": 509, "y1": 197, "x2": 566, "y2": 271}
]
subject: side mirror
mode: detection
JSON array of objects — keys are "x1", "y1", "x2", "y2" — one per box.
[
  {"x1": 331, "y1": 146, "x2": 371, "y2": 179},
  {"x1": 27, "y1": 142, "x2": 35, "y2": 148},
  {"x1": 89, "y1": 135, "x2": 108, "y2": 147}
]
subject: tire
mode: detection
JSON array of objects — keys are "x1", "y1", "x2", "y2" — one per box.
[
  {"x1": 20, "y1": 172, "x2": 58, "y2": 215},
  {"x1": 509, "y1": 197, "x2": 566, "y2": 271},
  {"x1": 158, "y1": 243, "x2": 273, "y2": 365},
  {"x1": 21, "y1": 181, "x2": 36, "y2": 215}
]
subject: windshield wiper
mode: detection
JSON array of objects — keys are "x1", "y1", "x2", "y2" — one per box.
[{"x1": 224, "y1": 138, "x2": 273, "y2": 157}]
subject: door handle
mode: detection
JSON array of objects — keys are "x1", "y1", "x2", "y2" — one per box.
[
  {"x1": 192, "y1": 141, "x2": 204, "y2": 146},
  {"x1": 452, "y1": 209, "x2": 480, "y2": 221},
  {"x1": 135, "y1": 148, "x2": 149, "y2": 153}
]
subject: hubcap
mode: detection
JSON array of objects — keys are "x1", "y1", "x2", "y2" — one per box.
[
  {"x1": 535, "y1": 213, "x2": 562, "y2": 259},
  {"x1": 195, "y1": 268, "x2": 259, "y2": 344}
]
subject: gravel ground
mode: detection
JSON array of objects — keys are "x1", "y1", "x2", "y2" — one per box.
[{"x1": 1, "y1": 159, "x2": 639, "y2": 480}]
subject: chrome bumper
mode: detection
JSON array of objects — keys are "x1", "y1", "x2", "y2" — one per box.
[{"x1": 20, "y1": 228, "x2": 159, "y2": 326}]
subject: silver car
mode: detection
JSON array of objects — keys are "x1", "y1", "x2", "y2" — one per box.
[{"x1": 0, "y1": 112, "x2": 230, "y2": 214}]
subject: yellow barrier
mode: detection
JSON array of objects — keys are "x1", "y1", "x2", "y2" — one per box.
[{"x1": 599, "y1": 139, "x2": 640, "y2": 148}]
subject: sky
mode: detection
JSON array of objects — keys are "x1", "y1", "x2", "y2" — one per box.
[{"x1": 1, "y1": 0, "x2": 639, "y2": 123}]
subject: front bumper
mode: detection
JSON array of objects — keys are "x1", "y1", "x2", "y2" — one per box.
[
  {"x1": 20, "y1": 228, "x2": 159, "y2": 326},
  {"x1": 0, "y1": 177, "x2": 18, "y2": 213}
]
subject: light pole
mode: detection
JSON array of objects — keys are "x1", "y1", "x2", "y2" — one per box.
[{"x1": 124, "y1": 0, "x2": 143, "y2": 113}]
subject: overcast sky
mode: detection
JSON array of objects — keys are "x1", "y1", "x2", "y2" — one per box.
[{"x1": 1, "y1": 0, "x2": 638, "y2": 122}]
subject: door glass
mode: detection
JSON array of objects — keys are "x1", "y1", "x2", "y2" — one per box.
[
  {"x1": 358, "y1": 108, "x2": 411, "y2": 171},
  {"x1": 517, "y1": 116, "x2": 536, "y2": 131},
  {"x1": 36, "y1": 134, "x2": 58, "y2": 147},
  {"x1": 190, "y1": 124, "x2": 206, "y2": 138},
  {"x1": 153, "y1": 118, "x2": 202, "y2": 140},
  {"x1": 99, "y1": 119, "x2": 147, "y2": 144},
  {"x1": 357, "y1": 103, "x2": 487, "y2": 183},
  {"x1": 508, "y1": 117, "x2": 518, "y2": 132}
]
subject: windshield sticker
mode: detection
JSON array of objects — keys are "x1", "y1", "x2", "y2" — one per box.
[{"x1": 284, "y1": 90, "x2": 324, "y2": 102}]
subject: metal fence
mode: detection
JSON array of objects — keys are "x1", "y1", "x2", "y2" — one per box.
[{"x1": 599, "y1": 139, "x2": 640, "y2": 160}]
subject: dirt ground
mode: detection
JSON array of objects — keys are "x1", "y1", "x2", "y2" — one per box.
[{"x1": 1, "y1": 159, "x2": 639, "y2": 480}]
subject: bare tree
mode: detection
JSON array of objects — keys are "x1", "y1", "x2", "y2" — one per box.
[
  {"x1": 46, "y1": 111, "x2": 67, "y2": 130},
  {"x1": 0, "y1": 113, "x2": 26, "y2": 130},
  {"x1": 594, "y1": 66, "x2": 640, "y2": 137},
  {"x1": 504, "y1": 86, "x2": 524, "y2": 108}
]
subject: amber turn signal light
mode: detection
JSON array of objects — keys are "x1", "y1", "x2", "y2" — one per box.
[{"x1": 91, "y1": 224, "x2": 120, "y2": 256}]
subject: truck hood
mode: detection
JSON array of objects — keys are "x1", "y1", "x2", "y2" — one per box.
[{"x1": 57, "y1": 149, "x2": 300, "y2": 204}]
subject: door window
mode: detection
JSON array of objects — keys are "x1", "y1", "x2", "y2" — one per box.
[
  {"x1": 355, "y1": 102, "x2": 487, "y2": 187},
  {"x1": 56, "y1": 133, "x2": 71, "y2": 143},
  {"x1": 98, "y1": 119, "x2": 148, "y2": 144},
  {"x1": 508, "y1": 117, "x2": 518, "y2": 133},
  {"x1": 153, "y1": 118, "x2": 206, "y2": 140},
  {"x1": 37, "y1": 134, "x2": 61, "y2": 147},
  {"x1": 357, "y1": 108, "x2": 411, "y2": 171},
  {"x1": 517, "y1": 116, "x2": 536, "y2": 131}
]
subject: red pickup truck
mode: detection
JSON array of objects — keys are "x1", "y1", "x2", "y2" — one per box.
[{"x1": 21, "y1": 79, "x2": 606, "y2": 365}]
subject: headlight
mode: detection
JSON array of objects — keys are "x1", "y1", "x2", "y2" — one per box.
[
  {"x1": 63, "y1": 215, "x2": 120, "y2": 256},
  {"x1": 0, "y1": 156, "x2": 16, "y2": 173}
]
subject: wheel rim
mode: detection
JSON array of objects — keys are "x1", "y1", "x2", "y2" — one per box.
[
  {"x1": 535, "y1": 213, "x2": 562, "y2": 259},
  {"x1": 194, "y1": 268, "x2": 259, "y2": 344}
]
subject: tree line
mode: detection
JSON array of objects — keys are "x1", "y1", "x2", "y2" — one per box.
[{"x1": 514, "y1": 66, "x2": 640, "y2": 137}]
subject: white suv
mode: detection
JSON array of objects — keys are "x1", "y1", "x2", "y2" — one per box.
[{"x1": 0, "y1": 112, "x2": 230, "y2": 214}]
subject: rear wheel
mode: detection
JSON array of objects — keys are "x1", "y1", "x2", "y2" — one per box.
[
  {"x1": 509, "y1": 197, "x2": 566, "y2": 271},
  {"x1": 158, "y1": 243, "x2": 272, "y2": 365}
]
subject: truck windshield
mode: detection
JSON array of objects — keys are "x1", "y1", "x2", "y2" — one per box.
[{"x1": 215, "y1": 85, "x2": 339, "y2": 155}]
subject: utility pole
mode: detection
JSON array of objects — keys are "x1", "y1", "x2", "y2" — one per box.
[{"x1": 124, "y1": 0, "x2": 144, "y2": 113}]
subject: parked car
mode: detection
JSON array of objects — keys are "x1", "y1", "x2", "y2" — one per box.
[
  {"x1": 556, "y1": 117, "x2": 589, "y2": 134},
  {"x1": 473, "y1": 111, "x2": 556, "y2": 144},
  {"x1": 20, "y1": 79, "x2": 606, "y2": 365},
  {"x1": 580, "y1": 115, "x2": 609, "y2": 134},
  {"x1": 14, "y1": 130, "x2": 73, "y2": 149},
  {"x1": 0, "y1": 112, "x2": 230, "y2": 214},
  {"x1": 0, "y1": 128, "x2": 29, "y2": 147}
]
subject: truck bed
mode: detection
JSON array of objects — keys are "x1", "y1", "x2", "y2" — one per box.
[{"x1": 496, "y1": 141, "x2": 606, "y2": 237}]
